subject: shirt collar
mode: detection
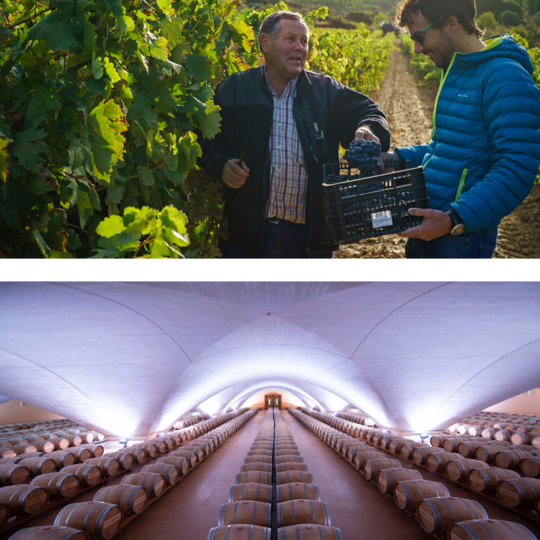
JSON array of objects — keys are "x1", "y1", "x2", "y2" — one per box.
[{"x1": 263, "y1": 64, "x2": 299, "y2": 98}]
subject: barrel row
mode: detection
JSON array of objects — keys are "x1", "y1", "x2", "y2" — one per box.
[
  {"x1": 167, "y1": 408, "x2": 251, "y2": 444},
  {"x1": 294, "y1": 407, "x2": 540, "y2": 519},
  {"x1": 443, "y1": 426, "x2": 540, "y2": 448},
  {"x1": 172, "y1": 412, "x2": 212, "y2": 429},
  {"x1": 2, "y1": 409, "x2": 260, "y2": 539},
  {"x1": 0, "y1": 432, "x2": 104, "y2": 452},
  {"x1": 335, "y1": 411, "x2": 377, "y2": 427},
  {"x1": 288, "y1": 408, "x2": 539, "y2": 540},
  {"x1": 450, "y1": 411, "x2": 540, "y2": 438},
  {"x1": 208, "y1": 408, "x2": 344, "y2": 540}
]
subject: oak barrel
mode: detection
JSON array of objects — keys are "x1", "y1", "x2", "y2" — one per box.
[
  {"x1": 133, "y1": 443, "x2": 157, "y2": 459},
  {"x1": 401, "y1": 442, "x2": 426, "y2": 459},
  {"x1": 446, "y1": 459, "x2": 490, "y2": 482},
  {"x1": 18, "y1": 457, "x2": 56, "y2": 476},
  {"x1": 378, "y1": 468, "x2": 423, "y2": 494},
  {"x1": 156, "y1": 455, "x2": 190, "y2": 476},
  {"x1": 412, "y1": 446, "x2": 444, "y2": 465},
  {"x1": 353, "y1": 451, "x2": 383, "y2": 471},
  {"x1": 86, "y1": 458, "x2": 119, "y2": 477},
  {"x1": 52, "y1": 438, "x2": 70, "y2": 451},
  {"x1": 61, "y1": 464, "x2": 101, "y2": 487},
  {"x1": 277, "y1": 525, "x2": 343, "y2": 540},
  {"x1": 364, "y1": 458, "x2": 402, "y2": 481},
  {"x1": 30, "y1": 472, "x2": 80, "y2": 498},
  {"x1": 496, "y1": 478, "x2": 540, "y2": 508},
  {"x1": 7, "y1": 526, "x2": 89, "y2": 540},
  {"x1": 117, "y1": 447, "x2": 145, "y2": 464},
  {"x1": 427, "y1": 451, "x2": 464, "y2": 472},
  {"x1": 275, "y1": 448, "x2": 301, "y2": 457},
  {"x1": 0, "y1": 448, "x2": 17, "y2": 459},
  {"x1": 0, "y1": 463, "x2": 30, "y2": 485},
  {"x1": 170, "y1": 450, "x2": 197, "y2": 467},
  {"x1": 448, "y1": 519, "x2": 537, "y2": 540},
  {"x1": 218, "y1": 501, "x2": 272, "y2": 527},
  {"x1": 275, "y1": 455, "x2": 304, "y2": 464},
  {"x1": 245, "y1": 455, "x2": 273, "y2": 465},
  {"x1": 140, "y1": 464, "x2": 178, "y2": 486},
  {"x1": 0, "y1": 502, "x2": 10, "y2": 527},
  {"x1": 11, "y1": 444, "x2": 37, "y2": 455},
  {"x1": 104, "y1": 452, "x2": 133, "y2": 470},
  {"x1": 467, "y1": 467, "x2": 520, "y2": 493},
  {"x1": 241, "y1": 462, "x2": 273, "y2": 473},
  {"x1": 83, "y1": 445, "x2": 104, "y2": 458},
  {"x1": 388, "y1": 438, "x2": 411, "y2": 454},
  {"x1": 207, "y1": 525, "x2": 271, "y2": 540},
  {"x1": 275, "y1": 483, "x2": 320, "y2": 503},
  {"x1": 94, "y1": 484, "x2": 147, "y2": 515},
  {"x1": 48, "y1": 452, "x2": 76, "y2": 469},
  {"x1": 277, "y1": 500, "x2": 330, "y2": 527},
  {"x1": 235, "y1": 472, "x2": 272, "y2": 485},
  {"x1": 275, "y1": 463, "x2": 308, "y2": 474},
  {"x1": 520, "y1": 456, "x2": 540, "y2": 477},
  {"x1": 494, "y1": 450, "x2": 532, "y2": 470},
  {"x1": 394, "y1": 480, "x2": 450, "y2": 512},
  {"x1": 35, "y1": 441, "x2": 55, "y2": 453},
  {"x1": 229, "y1": 483, "x2": 273, "y2": 503},
  {"x1": 0, "y1": 485, "x2": 49, "y2": 514},
  {"x1": 54, "y1": 501, "x2": 123, "y2": 539},
  {"x1": 276, "y1": 471, "x2": 313, "y2": 485},
  {"x1": 120, "y1": 472, "x2": 165, "y2": 498},
  {"x1": 418, "y1": 497, "x2": 488, "y2": 534},
  {"x1": 64, "y1": 447, "x2": 92, "y2": 463}
]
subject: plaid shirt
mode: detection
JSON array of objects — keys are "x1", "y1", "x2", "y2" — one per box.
[{"x1": 265, "y1": 68, "x2": 309, "y2": 224}]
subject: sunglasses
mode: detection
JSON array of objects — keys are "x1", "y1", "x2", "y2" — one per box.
[{"x1": 409, "y1": 17, "x2": 445, "y2": 45}]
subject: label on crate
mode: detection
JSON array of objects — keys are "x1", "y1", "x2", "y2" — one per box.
[{"x1": 371, "y1": 210, "x2": 393, "y2": 228}]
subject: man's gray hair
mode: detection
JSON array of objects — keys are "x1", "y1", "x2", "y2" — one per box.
[{"x1": 258, "y1": 11, "x2": 308, "y2": 49}]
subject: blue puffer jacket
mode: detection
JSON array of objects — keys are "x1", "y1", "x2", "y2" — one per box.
[{"x1": 395, "y1": 35, "x2": 540, "y2": 232}]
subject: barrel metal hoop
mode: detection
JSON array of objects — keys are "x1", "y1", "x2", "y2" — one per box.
[
  {"x1": 94, "y1": 504, "x2": 113, "y2": 540},
  {"x1": 475, "y1": 520, "x2": 500, "y2": 540}
]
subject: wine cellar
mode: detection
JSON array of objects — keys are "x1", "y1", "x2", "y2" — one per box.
[{"x1": 1, "y1": 282, "x2": 540, "y2": 540}]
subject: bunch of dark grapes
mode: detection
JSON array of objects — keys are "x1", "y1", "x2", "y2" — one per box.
[{"x1": 343, "y1": 139, "x2": 382, "y2": 177}]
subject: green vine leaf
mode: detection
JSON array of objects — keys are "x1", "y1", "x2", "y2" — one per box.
[{"x1": 87, "y1": 100, "x2": 127, "y2": 183}]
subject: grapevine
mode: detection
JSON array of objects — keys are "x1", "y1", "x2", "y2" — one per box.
[{"x1": 0, "y1": 1, "x2": 396, "y2": 257}]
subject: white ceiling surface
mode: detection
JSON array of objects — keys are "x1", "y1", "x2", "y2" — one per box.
[{"x1": 0, "y1": 282, "x2": 539, "y2": 436}]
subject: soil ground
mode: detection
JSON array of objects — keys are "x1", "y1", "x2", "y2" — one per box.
[{"x1": 333, "y1": 44, "x2": 540, "y2": 258}]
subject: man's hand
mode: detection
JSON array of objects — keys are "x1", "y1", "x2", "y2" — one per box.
[
  {"x1": 355, "y1": 125, "x2": 380, "y2": 144},
  {"x1": 398, "y1": 208, "x2": 452, "y2": 241},
  {"x1": 378, "y1": 150, "x2": 397, "y2": 172},
  {"x1": 222, "y1": 158, "x2": 250, "y2": 189}
]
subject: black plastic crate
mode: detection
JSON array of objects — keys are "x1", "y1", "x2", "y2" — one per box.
[{"x1": 322, "y1": 162, "x2": 428, "y2": 244}]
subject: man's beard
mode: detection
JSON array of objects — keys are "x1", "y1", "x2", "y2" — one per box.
[{"x1": 424, "y1": 31, "x2": 457, "y2": 70}]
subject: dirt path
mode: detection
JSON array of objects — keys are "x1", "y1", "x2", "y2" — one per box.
[{"x1": 334, "y1": 44, "x2": 540, "y2": 259}]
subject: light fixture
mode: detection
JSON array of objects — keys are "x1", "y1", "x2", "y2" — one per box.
[
  {"x1": 381, "y1": 429, "x2": 388, "y2": 433},
  {"x1": 119, "y1": 438, "x2": 128, "y2": 447},
  {"x1": 419, "y1": 433, "x2": 429, "y2": 442}
]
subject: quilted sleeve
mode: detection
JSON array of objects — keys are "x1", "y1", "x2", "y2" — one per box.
[{"x1": 452, "y1": 59, "x2": 540, "y2": 231}]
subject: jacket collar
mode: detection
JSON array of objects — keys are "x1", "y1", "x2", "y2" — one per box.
[{"x1": 258, "y1": 65, "x2": 311, "y2": 95}]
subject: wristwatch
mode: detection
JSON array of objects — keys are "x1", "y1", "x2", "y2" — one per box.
[{"x1": 447, "y1": 209, "x2": 466, "y2": 236}]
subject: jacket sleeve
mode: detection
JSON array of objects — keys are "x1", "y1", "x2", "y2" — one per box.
[
  {"x1": 331, "y1": 82, "x2": 391, "y2": 151},
  {"x1": 452, "y1": 60, "x2": 540, "y2": 231},
  {"x1": 198, "y1": 79, "x2": 235, "y2": 181},
  {"x1": 394, "y1": 144, "x2": 429, "y2": 167}
]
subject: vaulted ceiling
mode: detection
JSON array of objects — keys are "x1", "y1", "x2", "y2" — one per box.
[{"x1": 1, "y1": 282, "x2": 539, "y2": 437}]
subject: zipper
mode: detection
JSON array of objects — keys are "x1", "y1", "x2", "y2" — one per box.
[
  {"x1": 432, "y1": 52, "x2": 458, "y2": 138},
  {"x1": 455, "y1": 168, "x2": 468, "y2": 202}
]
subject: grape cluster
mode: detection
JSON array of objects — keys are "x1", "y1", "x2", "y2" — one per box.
[{"x1": 343, "y1": 139, "x2": 382, "y2": 177}]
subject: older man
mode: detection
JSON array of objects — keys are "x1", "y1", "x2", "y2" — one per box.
[
  {"x1": 381, "y1": 0, "x2": 540, "y2": 258},
  {"x1": 201, "y1": 11, "x2": 390, "y2": 258}
]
